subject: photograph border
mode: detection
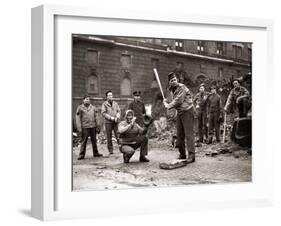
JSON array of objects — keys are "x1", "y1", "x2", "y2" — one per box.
[{"x1": 31, "y1": 4, "x2": 274, "y2": 221}]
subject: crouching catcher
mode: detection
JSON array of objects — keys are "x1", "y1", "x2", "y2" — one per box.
[{"x1": 118, "y1": 110, "x2": 151, "y2": 163}]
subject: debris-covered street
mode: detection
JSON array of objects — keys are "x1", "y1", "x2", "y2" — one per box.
[
  {"x1": 72, "y1": 136, "x2": 251, "y2": 191},
  {"x1": 71, "y1": 35, "x2": 253, "y2": 191}
]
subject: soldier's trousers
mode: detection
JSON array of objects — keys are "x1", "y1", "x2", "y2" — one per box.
[
  {"x1": 79, "y1": 127, "x2": 98, "y2": 158},
  {"x1": 176, "y1": 108, "x2": 195, "y2": 158},
  {"x1": 105, "y1": 122, "x2": 119, "y2": 153},
  {"x1": 208, "y1": 112, "x2": 220, "y2": 142},
  {"x1": 120, "y1": 136, "x2": 148, "y2": 160},
  {"x1": 197, "y1": 111, "x2": 208, "y2": 142}
]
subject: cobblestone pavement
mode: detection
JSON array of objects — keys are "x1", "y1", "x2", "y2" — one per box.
[{"x1": 72, "y1": 138, "x2": 252, "y2": 191}]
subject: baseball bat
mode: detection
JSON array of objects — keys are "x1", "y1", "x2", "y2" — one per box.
[{"x1": 153, "y1": 68, "x2": 165, "y2": 99}]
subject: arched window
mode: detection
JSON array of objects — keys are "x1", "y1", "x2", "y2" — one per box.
[
  {"x1": 87, "y1": 74, "x2": 99, "y2": 94},
  {"x1": 120, "y1": 76, "x2": 132, "y2": 96}
]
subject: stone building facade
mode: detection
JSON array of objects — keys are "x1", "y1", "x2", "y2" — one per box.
[{"x1": 72, "y1": 35, "x2": 251, "y2": 126}]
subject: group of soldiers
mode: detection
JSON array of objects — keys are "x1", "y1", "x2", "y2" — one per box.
[
  {"x1": 76, "y1": 89, "x2": 150, "y2": 163},
  {"x1": 75, "y1": 71, "x2": 250, "y2": 164},
  {"x1": 193, "y1": 77, "x2": 250, "y2": 145}
]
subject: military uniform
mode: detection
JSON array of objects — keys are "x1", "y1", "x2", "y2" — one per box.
[
  {"x1": 101, "y1": 100, "x2": 121, "y2": 154},
  {"x1": 165, "y1": 73, "x2": 195, "y2": 161},
  {"x1": 225, "y1": 85, "x2": 250, "y2": 118},
  {"x1": 194, "y1": 91, "x2": 209, "y2": 142},
  {"x1": 128, "y1": 100, "x2": 146, "y2": 127},
  {"x1": 206, "y1": 92, "x2": 222, "y2": 143},
  {"x1": 76, "y1": 103, "x2": 101, "y2": 159},
  {"x1": 118, "y1": 110, "x2": 149, "y2": 163}
]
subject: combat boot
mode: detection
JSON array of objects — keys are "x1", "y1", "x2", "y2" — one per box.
[
  {"x1": 177, "y1": 155, "x2": 187, "y2": 160},
  {"x1": 187, "y1": 153, "x2": 195, "y2": 163},
  {"x1": 139, "y1": 156, "x2": 150, "y2": 162},
  {"x1": 94, "y1": 152, "x2": 103, "y2": 157}
]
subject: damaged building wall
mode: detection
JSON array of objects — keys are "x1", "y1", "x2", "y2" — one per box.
[{"x1": 72, "y1": 36, "x2": 251, "y2": 128}]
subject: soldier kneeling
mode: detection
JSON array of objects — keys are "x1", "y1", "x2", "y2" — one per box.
[{"x1": 118, "y1": 110, "x2": 150, "y2": 163}]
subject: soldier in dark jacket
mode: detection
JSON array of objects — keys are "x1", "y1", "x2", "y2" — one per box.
[
  {"x1": 118, "y1": 110, "x2": 149, "y2": 163},
  {"x1": 163, "y1": 72, "x2": 195, "y2": 162},
  {"x1": 206, "y1": 85, "x2": 222, "y2": 144},
  {"x1": 128, "y1": 90, "x2": 146, "y2": 127},
  {"x1": 193, "y1": 84, "x2": 209, "y2": 143},
  {"x1": 101, "y1": 90, "x2": 121, "y2": 154},
  {"x1": 76, "y1": 95, "x2": 103, "y2": 160},
  {"x1": 224, "y1": 79, "x2": 250, "y2": 118}
]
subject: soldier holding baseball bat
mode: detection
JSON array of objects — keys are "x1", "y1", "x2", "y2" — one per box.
[{"x1": 153, "y1": 69, "x2": 195, "y2": 163}]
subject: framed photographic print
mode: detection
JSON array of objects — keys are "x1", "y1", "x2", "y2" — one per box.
[{"x1": 31, "y1": 4, "x2": 274, "y2": 221}]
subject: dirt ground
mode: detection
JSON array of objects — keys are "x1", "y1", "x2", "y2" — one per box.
[{"x1": 72, "y1": 137, "x2": 252, "y2": 191}]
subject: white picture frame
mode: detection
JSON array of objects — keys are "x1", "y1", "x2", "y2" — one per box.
[{"x1": 31, "y1": 4, "x2": 274, "y2": 221}]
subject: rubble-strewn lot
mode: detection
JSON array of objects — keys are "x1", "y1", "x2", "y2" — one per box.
[{"x1": 72, "y1": 136, "x2": 251, "y2": 191}]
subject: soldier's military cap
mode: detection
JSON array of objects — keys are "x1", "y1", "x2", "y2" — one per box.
[
  {"x1": 133, "y1": 90, "x2": 141, "y2": 96},
  {"x1": 168, "y1": 72, "x2": 176, "y2": 81}
]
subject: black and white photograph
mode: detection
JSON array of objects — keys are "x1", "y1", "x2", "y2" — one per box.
[{"x1": 72, "y1": 35, "x2": 252, "y2": 191}]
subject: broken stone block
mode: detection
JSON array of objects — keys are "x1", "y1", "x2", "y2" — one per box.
[
  {"x1": 234, "y1": 152, "x2": 240, "y2": 158},
  {"x1": 96, "y1": 166, "x2": 106, "y2": 169},
  {"x1": 211, "y1": 151, "x2": 218, "y2": 157},
  {"x1": 159, "y1": 159, "x2": 189, "y2": 170},
  {"x1": 217, "y1": 148, "x2": 230, "y2": 154}
]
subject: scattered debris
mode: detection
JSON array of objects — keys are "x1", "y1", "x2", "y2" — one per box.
[
  {"x1": 72, "y1": 132, "x2": 81, "y2": 147},
  {"x1": 159, "y1": 159, "x2": 190, "y2": 170},
  {"x1": 96, "y1": 166, "x2": 106, "y2": 169},
  {"x1": 211, "y1": 151, "x2": 218, "y2": 157}
]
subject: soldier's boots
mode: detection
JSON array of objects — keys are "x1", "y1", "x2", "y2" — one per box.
[
  {"x1": 177, "y1": 155, "x2": 187, "y2": 160},
  {"x1": 94, "y1": 152, "x2": 103, "y2": 157},
  {"x1": 123, "y1": 152, "x2": 135, "y2": 163},
  {"x1": 123, "y1": 154, "x2": 130, "y2": 163},
  {"x1": 139, "y1": 156, "x2": 150, "y2": 162},
  {"x1": 177, "y1": 153, "x2": 195, "y2": 163},
  {"x1": 187, "y1": 153, "x2": 195, "y2": 163},
  {"x1": 77, "y1": 156, "x2": 84, "y2": 160}
]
